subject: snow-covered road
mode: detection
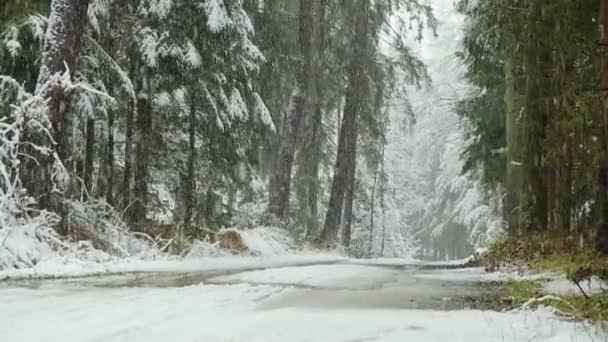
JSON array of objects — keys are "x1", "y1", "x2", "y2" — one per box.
[{"x1": 0, "y1": 261, "x2": 603, "y2": 342}]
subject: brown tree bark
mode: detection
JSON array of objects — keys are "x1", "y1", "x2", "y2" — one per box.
[{"x1": 268, "y1": 0, "x2": 315, "y2": 221}]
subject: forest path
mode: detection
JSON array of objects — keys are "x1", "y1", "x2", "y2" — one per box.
[{"x1": 0, "y1": 260, "x2": 599, "y2": 341}]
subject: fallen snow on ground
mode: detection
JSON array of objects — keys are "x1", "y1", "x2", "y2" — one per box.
[
  {"x1": 0, "y1": 254, "x2": 347, "y2": 281},
  {"x1": 0, "y1": 226, "x2": 313, "y2": 280},
  {"x1": 0, "y1": 278, "x2": 603, "y2": 342},
  {"x1": 348, "y1": 257, "x2": 420, "y2": 267},
  {"x1": 239, "y1": 226, "x2": 295, "y2": 256}
]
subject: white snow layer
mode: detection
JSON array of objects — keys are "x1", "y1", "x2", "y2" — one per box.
[{"x1": 0, "y1": 278, "x2": 603, "y2": 342}]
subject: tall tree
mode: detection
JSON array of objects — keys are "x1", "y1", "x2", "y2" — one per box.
[
  {"x1": 30, "y1": 0, "x2": 91, "y2": 231},
  {"x1": 341, "y1": 0, "x2": 371, "y2": 247},
  {"x1": 598, "y1": 0, "x2": 608, "y2": 252},
  {"x1": 268, "y1": 0, "x2": 315, "y2": 221}
]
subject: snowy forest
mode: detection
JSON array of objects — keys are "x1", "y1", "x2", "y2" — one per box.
[
  {"x1": 0, "y1": 0, "x2": 506, "y2": 264},
  {"x1": 2, "y1": 0, "x2": 608, "y2": 341},
  {"x1": 2, "y1": 0, "x2": 608, "y2": 265}
]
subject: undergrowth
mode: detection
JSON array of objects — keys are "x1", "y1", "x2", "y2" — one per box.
[{"x1": 482, "y1": 233, "x2": 608, "y2": 322}]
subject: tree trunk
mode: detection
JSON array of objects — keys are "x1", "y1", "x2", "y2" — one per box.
[
  {"x1": 29, "y1": 0, "x2": 90, "y2": 232},
  {"x1": 302, "y1": 104, "x2": 322, "y2": 238},
  {"x1": 323, "y1": 0, "x2": 369, "y2": 247},
  {"x1": 105, "y1": 107, "x2": 115, "y2": 205},
  {"x1": 36, "y1": 0, "x2": 89, "y2": 159},
  {"x1": 132, "y1": 73, "x2": 152, "y2": 227},
  {"x1": 122, "y1": 59, "x2": 136, "y2": 212},
  {"x1": 597, "y1": 0, "x2": 608, "y2": 252},
  {"x1": 83, "y1": 118, "x2": 95, "y2": 198},
  {"x1": 302, "y1": 0, "x2": 327, "y2": 240},
  {"x1": 342, "y1": 109, "x2": 359, "y2": 247},
  {"x1": 504, "y1": 57, "x2": 523, "y2": 233},
  {"x1": 369, "y1": 148, "x2": 381, "y2": 257},
  {"x1": 379, "y1": 129, "x2": 387, "y2": 257},
  {"x1": 268, "y1": 0, "x2": 314, "y2": 221},
  {"x1": 184, "y1": 90, "x2": 197, "y2": 234},
  {"x1": 522, "y1": 3, "x2": 549, "y2": 231},
  {"x1": 320, "y1": 113, "x2": 350, "y2": 244}
]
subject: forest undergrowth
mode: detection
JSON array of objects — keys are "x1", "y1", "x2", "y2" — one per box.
[{"x1": 478, "y1": 233, "x2": 608, "y2": 323}]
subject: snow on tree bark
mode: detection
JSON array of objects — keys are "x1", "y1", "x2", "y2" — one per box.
[
  {"x1": 26, "y1": 0, "x2": 90, "y2": 229},
  {"x1": 36, "y1": 0, "x2": 90, "y2": 160}
]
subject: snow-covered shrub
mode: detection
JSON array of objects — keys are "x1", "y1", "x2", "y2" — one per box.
[
  {"x1": 65, "y1": 199, "x2": 165, "y2": 259},
  {"x1": 0, "y1": 75, "x2": 65, "y2": 270},
  {"x1": 0, "y1": 67, "x2": 165, "y2": 270}
]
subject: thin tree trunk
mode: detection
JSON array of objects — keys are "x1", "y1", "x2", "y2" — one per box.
[
  {"x1": 342, "y1": 111, "x2": 359, "y2": 247},
  {"x1": 105, "y1": 107, "x2": 115, "y2": 205},
  {"x1": 369, "y1": 156, "x2": 380, "y2": 257},
  {"x1": 132, "y1": 73, "x2": 152, "y2": 227},
  {"x1": 379, "y1": 122, "x2": 387, "y2": 257},
  {"x1": 184, "y1": 90, "x2": 197, "y2": 234},
  {"x1": 268, "y1": 0, "x2": 314, "y2": 221},
  {"x1": 122, "y1": 60, "x2": 136, "y2": 212},
  {"x1": 504, "y1": 57, "x2": 522, "y2": 233},
  {"x1": 83, "y1": 118, "x2": 95, "y2": 198}
]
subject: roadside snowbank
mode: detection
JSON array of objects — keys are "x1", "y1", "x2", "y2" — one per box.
[{"x1": 0, "y1": 225, "x2": 308, "y2": 280}]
